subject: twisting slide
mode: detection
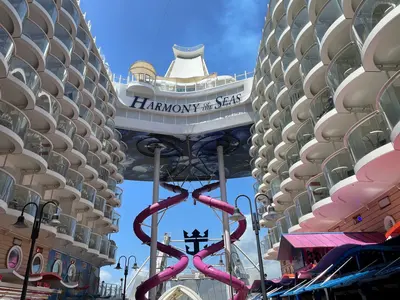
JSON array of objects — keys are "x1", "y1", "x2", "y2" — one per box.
[
  {"x1": 192, "y1": 182, "x2": 249, "y2": 300},
  {"x1": 133, "y1": 183, "x2": 189, "y2": 300}
]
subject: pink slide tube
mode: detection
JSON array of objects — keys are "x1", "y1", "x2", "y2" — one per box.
[
  {"x1": 133, "y1": 183, "x2": 189, "y2": 300},
  {"x1": 192, "y1": 182, "x2": 249, "y2": 300}
]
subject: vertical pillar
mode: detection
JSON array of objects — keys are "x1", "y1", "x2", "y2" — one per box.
[
  {"x1": 217, "y1": 145, "x2": 232, "y2": 297},
  {"x1": 149, "y1": 147, "x2": 161, "y2": 300}
]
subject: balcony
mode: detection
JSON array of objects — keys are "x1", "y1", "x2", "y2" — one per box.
[
  {"x1": 278, "y1": 161, "x2": 289, "y2": 183},
  {"x1": 24, "y1": 128, "x2": 52, "y2": 164},
  {"x1": 107, "y1": 177, "x2": 117, "y2": 193},
  {"x1": 48, "y1": 151, "x2": 70, "y2": 178},
  {"x1": 286, "y1": 142, "x2": 300, "y2": 169},
  {"x1": 31, "y1": 0, "x2": 57, "y2": 35},
  {"x1": 99, "y1": 73, "x2": 110, "y2": 94},
  {"x1": 270, "y1": 176, "x2": 282, "y2": 199},
  {"x1": 270, "y1": 226, "x2": 280, "y2": 249},
  {"x1": 81, "y1": 182, "x2": 96, "y2": 206},
  {"x1": 93, "y1": 195, "x2": 106, "y2": 215},
  {"x1": 63, "y1": 82, "x2": 82, "y2": 118},
  {"x1": 291, "y1": 5, "x2": 308, "y2": 43},
  {"x1": 88, "y1": 232, "x2": 102, "y2": 253},
  {"x1": 294, "y1": 191, "x2": 314, "y2": 228},
  {"x1": 56, "y1": 114, "x2": 76, "y2": 142},
  {"x1": 76, "y1": 26, "x2": 91, "y2": 52},
  {"x1": 326, "y1": 42, "x2": 361, "y2": 94},
  {"x1": 108, "y1": 242, "x2": 117, "y2": 261},
  {"x1": 282, "y1": 45, "x2": 296, "y2": 73},
  {"x1": 276, "y1": 216, "x2": 289, "y2": 240},
  {"x1": 6, "y1": 56, "x2": 41, "y2": 108},
  {"x1": 100, "y1": 236, "x2": 110, "y2": 258},
  {"x1": 0, "y1": 99, "x2": 30, "y2": 153},
  {"x1": 307, "y1": 173, "x2": 330, "y2": 206},
  {"x1": 300, "y1": 43, "x2": 320, "y2": 79},
  {"x1": 0, "y1": 24, "x2": 14, "y2": 76},
  {"x1": 73, "y1": 135, "x2": 89, "y2": 157},
  {"x1": 352, "y1": 0, "x2": 400, "y2": 70},
  {"x1": 323, "y1": 148, "x2": 355, "y2": 191},
  {"x1": 65, "y1": 168, "x2": 84, "y2": 193},
  {"x1": 60, "y1": 0, "x2": 80, "y2": 32},
  {"x1": 90, "y1": 123, "x2": 104, "y2": 151},
  {"x1": 114, "y1": 186, "x2": 123, "y2": 206},
  {"x1": 284, "y1": 205, "x2": 301, "y2": 233},
  {"x1": 73, "y1": 223, "x2": 91, "y2": 248},
  {"x1": 104, "y1": 117, "x2": 115, "y2": 139},
  {"x1": 53, "y1": 23, "x2": 73, "y2": 63},
  {"x1": 0, "y1": 169, "x2": 14, "y2": 212},
  {"x1": 88, "y1": 52, "x2": 101, "y2": 75},
  {"x1": 98, "y1": 166, "x2": 109, "y2": 184},
  {"x1": 102, "y1": 139, "x2": 113, "y2": 156},
  {"x1": 309, "y1": 87, "x2": 334, "y2": 124},
  {"x1": 0, "y1": 0, "x2": 28, "y2": 37},
  {"x1": 104, "y1": 204, "x2": 113, "y2": 222},
  {"x1": 86, "y1": 151, "x2": 100, "y2": 171},
  {"x1": 35, "y1": 92, "x2": 61, "y2": 126},
  {"x1": 94, "y1": 98, "x2": 107, "y2": 123},
  {"x1": 76, "y1": 104, "x2": 94, "y2": 135},
  {"x1": 296, "y1": 118, "x2": 315, "y2": 150},
  {"x1": 315, "y1": 0, "x2": 343, "y2": 44},
  {"x1": 275, "y1": 14, "x2": 288, "y2": 42},
  {"x1": 56, "y1": 213, "x2": 77, "y2": 242},
  {"x1": 70, "y1": 52, "x2": 86, "y2": 81},
  {"x1": 43, "y1": 54, "x2": 67, "y2": 97},
  {"x1": 7, "y1": 185, "x2": 40, "y2": 222},
  {"x1": 111, "y1": 211, "x2": 120, "y2": 232}
]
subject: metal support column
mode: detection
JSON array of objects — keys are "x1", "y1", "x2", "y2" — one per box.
[
  {"x1": 217, "y1": 145, "x2": 232, "y2": 297},
  {"x1": 149, "y1": 147, "x2": 161, "y2": 300}
]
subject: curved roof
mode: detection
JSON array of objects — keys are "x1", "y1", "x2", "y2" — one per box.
[
  {"x1": 173, "y1": 44, "x2": 205, "y2": 58},
  {"x1": 159, "y1": 285, "x2": 202, "y2": 300},
  {"x1": 129, "y1": 60, "x2": 157, "y2": 77}
]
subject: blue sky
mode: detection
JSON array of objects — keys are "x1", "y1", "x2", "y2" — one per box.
[{"x1": 79, "y1": 0, "x2": 280, "y2": 292}]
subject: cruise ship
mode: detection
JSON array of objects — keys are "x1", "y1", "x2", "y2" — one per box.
[{"x1": 0, "y1": 0, "x2": 400, "y2": 299}]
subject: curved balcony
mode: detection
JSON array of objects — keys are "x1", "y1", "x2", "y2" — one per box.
[
  {"x1": 76, "y1": 27, "x2": 91, "y2": 58},
  {"x1": 0, "y1": 169, "x2": 14, "y2": 213},
  {"x1": 52, "y1": 23, "x2": 73, "y2": 65},
  {"x1": 108, "y1": 243, "x2": 117, "y2": 262},
  {"x1": 103, "y1": 204, "x2": 113, "y2": 224},
  {"x1": 93, "y1": 195, "x2": 106, "y2": 217},
  {"x1": 62, "y1": 82, "x2": 82, "y2": 119},
  {"x1": 79, "y1": 150, "x2": 99, "y2": 181},
  {"x1": 353, "y1": 0, "x2": 400, "y2": 71},
  {"x1": 73, "y1": 223, "x2": 90, "y2": 249},
  {"x1": 73, "y1": 134, "x2": 89, "y2": 157},
  {"x1": 326, "y1": 42, "x2": 361, "y2": 95},
  {"x1": 345, "y1": 112, "x2": 398, "y2": 183},
  {"x1": 107, "y1": 177, "x2": 117, "y2": 194},
  {"x1": 294, "y1": 191, "x2": 315, "y2": 230},
  {"x1": 310, "y1": 87, "x2": 334, "y2": 125},
  {"x1": 276, "y1": 216, "x2": 289, "y2": 241},
  {"x1": 65, "y1": 168, "x2": 84, "y2": 197},
  {"x1": 60, "y1": 0, "x2": 80, "y2": 36},
  {"x1": 111, "y1": 211, "x2": 120, "y2": 232},
  {"x1": 80, "y1": 182, "x2": 96, "y2": 209},
  {"x1": 296, "y1": 118, "x2": 315, "y2": 152},
  {"x1": 48, "y1": 150, "x2": 70, "y2": 178},
  {"x1": 291, "y1": 5, "x2": 308, "y2": 42},
  {"x1": 53, "y1": 114, "x2": 76, "y2": 150},
  {"x1": 0, "y1": 24, "x2": 15, "y2": 77},
  {"x1": 315, "y1": 0, "x2": 344, "y2": 44},
  {"x1": 88, "y1": 232, "x2": 101, "y2": 254},
  {"x1": 6, "y1": 185, "x2": 40, "y2": 225},
  {"x1": 75, "y1": 104, "x2": 94, "y2": 136},
  {"x1": 300, "y1": 43, "x2": 320, "y2": 79},
  {"x1": 3, "y1": 56, "x2": 40, "y2": 109},
  {"x1": 21, "y1": 129, "x2": 52, "y2": 171},
  {"x1": 300, "y1": 43, "x2": 326, "y2": 98},
  {"x1": 42, "y1": 54, "x2": 67, "y2": 98},
  {"x1": 114, "y1": 186, "x2": 123, "y2": 207},
  {"x1": 83, "y1": 76, "x2": 97, "y2": 108},
  {"x1": 69, "y1": 52, "x2": 86, "y2": 87},
  {"x1": 99, "y1": 73, "x2": 110, "y2": 96},
  {"x1": 286, "y1": 142, "x2": 300, "y2": 169},
  {"x1": 284, "y1": 205, "x2": 302, "y2": 233},
  {"x1": 56, "y1": 213, "x2": 77, "y2": 244},
  {"x1": 104, "y1": 117, "x2": 115, "y2": 140},
  {"x1": 29, "y1": 92, "x2": 60, "y2": 133},
  {"x1": 270, "y1": 226, "x2": 280, "y2": 250},
  {"x1": 281, "y1": 44, "x2": 296, "y2": 73},
  {"x1": 0, "y1": 0, "x2": 28, "y2": 37},
  {"x1": 278, "y1": 161, "x2": 290, "y2": 183},
  {"x1": 97, "y1": 166, "x2": 109, "y2": 190},
  {"x1": 29, "y1": 0, "x2": 57, "y2": 37},
  {"x1": 17, "y1": 18, "x2": 49, "y2": 71},
  {"x1": 281, "y1": 107, "x2": 299, "y2": 143},
  {"x1": 323, "y1": 148, "x2": 355, "y2": 192},
  {"x1": 38, "y1": 200, "x2": 58, "y2": 236},
  {"x1": 94, "y1": 98, "x2": 107, "y2": 125},
  {"x1": 275, "y1": 14, "x2": 288, "y2": 42},
  {"x1": 0, "y1": 99, "x2": 30, "y2": 153},
  {"x1": 63, "y1": 134, "x2": 88, "y2": 167},
  {"x1": 89, "y1": 122, "x2": 104, "y2": 152},
  {"x1": 100, "y1": 236, "x2": 110, "y2": 258},
  {"x1": 88, "y1": 52, "x2": 101, "y2": 77},
  {"x1": 107, "y1": 93, "x2": 116, "y2": 117}
]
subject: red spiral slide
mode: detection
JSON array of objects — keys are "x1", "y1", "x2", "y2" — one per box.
[
  {"x1": 133, "y1": 183, "x2": 189, "y2": 300},
  {"x1": 192, "y1": 182, "x2": 249, "y2": 300}
]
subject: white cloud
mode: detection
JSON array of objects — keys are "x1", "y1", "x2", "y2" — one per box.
[
  {"x1": 100, "y1": 269, "x2": 113, "y2": 282},
  {"x1": 235, "y1": 215, "x2": 282, "y2": 282}
]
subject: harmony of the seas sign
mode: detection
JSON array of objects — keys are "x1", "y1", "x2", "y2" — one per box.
[{"x1": 126, "y1": 92, "x2": 243, "y2": 115}]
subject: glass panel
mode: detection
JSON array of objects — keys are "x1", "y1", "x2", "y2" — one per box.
[
  {"x1": 107, "y1": 177, "x2": 117, "y2": 192},
  {"x1": 294, "y1": 192, "x2": 312, "y2": 218},
  {"x1": 108, "y1": 244, "x2": 117, "y2": 259},
  {"x1": 117, "y1": 163, "x2": 125, "y2": 176},
  {"x1": 100, "y1": 237, "x2": 110, "y2": 255},
  {"x1": 108, "y1": 94, "x2": 116, "y2": 106},
  {"x1": 61, "y1": 0, "x2": 80, "y2": 27},
  {"x1": 347, "y1": 113, "x2": 391, "y2": 163},
  {"x1": 327, "y1": 43, "x2": 361, "y2": 93},
  {"x1": 99, "y1": 166, "x2": 109, "y2": 182},
  {"x1": 0, "y1": 169, "x2": 15, "y2": 204},
  {"x1": 8, "y1": 0, "x2": 28, "y2": 19},
  {"x1": 36, "y1": 0, "x2": 57, "y2": 23},
  {"x1": 89, "y1": 52, "x2": 101, "y2": 72},
  {"x1": 279, "y1": 106, "x2": 292, "y2": 129},
  {"x1": 105, "y1": 117, "x2": 115, "y2": 131},
  {"x1": 113, "y1": 130, "x2": 122, "y2": 143},
  {"x1": 296, "y1": 119, "x2": 314, "y2": 149},
  {"x1": 286, "y1": 143, "x2": 300, "y2": 168},
  {"x1": 91, "y1": 123, "x2": 104, "y2": 141},
  {"x1": 84, "y1": 76, "x2": 97, "y2": 94},
  {"x1": 54, "y1": 23, "x2": 73, "y2": 52},
  {"x1": 315, "y1": 0, "x2": 343, "y2": 43},
  {"x1": 102, "y1": 140, "x2": 113, "y2": 154},
  {"x1": 291, "y1": 6, "x2": 308, "y2": 42},
  {"x1": 120, "y1": 141, "x2": 128, "y2": 153},
  {"x1": 275, "y1": 75, "x2": 285, "y2": 93},
  {"x1": 309, "y1": 88, "x2": 334, "y2": 123},
  {"x1": 278, "y1": 162, "x2": 289, "y2": 182},
  {"x1": 57, "y1": 114, "x2": 76, "y2": 139},
  {"x1": 266, "y1": 100, "x2": 277, "y2": 119},
  {"x1": 289, "y1": 78, "x2": 305, "y2": 107},
  {"x1": 73, "y1": 135, "x2": 89, "y2": 156},
  {"x1": 64, "y1": 82, "x2": 83, "y2": 106},
  {"x1": 57, "y1": 214, "x2": 77, "y2": 237},
  {"x1": 24, "y1": 129, "x2": 52, "y2": 160},
  {"x1": 89, "y1": 233, "x2": 101, "y2": 251},
  {"x1": 277, "y1": 217, "x2": 289, "y2": 236},
  {"x1": 0, "y1": 100, "x2": 29, "y2": 140},
  {"x1": 82, "y1": 183, "x2": 96, "y2": 204},
  {"x1": 86, "y1": 151, "x2": 100, "y2": 170},
  {"x1": 379, "y1": 73, "x2": 400, "y2": 129},
  {"x1": 46, "y1": 55, "x2": 67, "y2": 83},
  {"x1": 269, "y1": 46, "x2": 279, "y2": 66},
  {"x1": 0, "y1": 25, "x2": 14, "y2": 61},
  {"x1": 300, "y1": 43, "x2": 320, "y2": 79},
  {"x1": 39, "y1": 200, "x2": 59, "y2": 224},
  {"x1": 66, "y1": 169, "x2": 84, "y2": 191},
  {"x1": 94, "y1": 195, "x2": 106, "y2": 212},
  {"x1": 22, "y1": 19, "x2": 49, "y2": 55},
  {"x1": 76, "y1": 27, "x2": 91, "y2": 49},
  {"x1": 36, "y1": 93, "x2": 61, "y2": 121},
  {"x1": 307, "y1": 174, "x2": 329, "y2": 205},
  {"x1": 8, "y1": 185, "x2": 40, "y2": 217},
  {"x1": 323, "y1": 148, "x2": 355, "y2": 189},
  {"x1": 104, "y1": 205, "x2": 113, "y2": 220},
  {"x1": 270, "y1": 226, "x2": 280, "y2": 245},
  {"x1": 353, "y1": 0, "x2": 400, "y2": 47},
  {"x1": 99, "y1": 74, "x2": 110, "y2": 90},
  {"x1": 79, "y1": 105, "x2": 94, "y2": 125},
  {"x1": 9, "y1": 56, "x2": 41, "y2": 95},
  {"x1": 95, "y1": 98, "x2": 107, "y2": 115},
  {"x1": 48, "y1": 151, "x2": 70, "y2": 177},
  {"x1": 275, "y1": 14, "x2": 288, "y2": 41},
  {"x1": 74, "y1": 224, "x2": 91, "y2": 245},
  {"x1": 284, "y1": 206, "x2": 299, "y2": 227},
  {"x1": 112, "y1": 211, "x2": 120, "y2": 227},
  {"x1": 115, "y1": 187, "x2": 123, "y2": 203},
  {"x1": 281, "y1": 45, "x2": 295, "y2": 72},
  {"x1": 71, "y1": 52, "x2": 86, "y2": 76},
  {"x1": 270, "y1": 177, "x2": 282, "y2": 197}
]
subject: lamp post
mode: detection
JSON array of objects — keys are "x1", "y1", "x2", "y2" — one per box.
[
  {"x1": 229, "y1": 194, "x2": 268, "y2": 300},
  {"x1": 115, "y1": 255, "x2": 138, "y2": 300},
  {"x1": 13, "y1": 200, "x2": 60, "y2": 300},
  {"x1": 216, "y1": 251, "x2": 240, "y2": 299}
]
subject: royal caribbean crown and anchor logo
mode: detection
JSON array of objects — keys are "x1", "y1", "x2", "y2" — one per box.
[{"x1": 183, "y1": 229, "x2": 209, "y2": 255}]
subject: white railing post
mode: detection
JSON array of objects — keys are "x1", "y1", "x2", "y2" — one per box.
[
  {"x1": 119, "y1": 75, "x2": 122, "y2": 84},
  {"x1": 234, "y1": 73, "x2": 237, "y2": 80},
  {"x1": 244, "y1": 71, "x2": 247, "y2": 79}
]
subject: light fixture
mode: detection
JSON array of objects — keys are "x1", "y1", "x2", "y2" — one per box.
[
  {"x1": 50, "y1": 214, "x2": 61, "y2": 226},
  {"x1": 229, "y1": 207, "x2": 245, "y2": 222},
  {"x1": 13, "y1": 215, "x2": 28, "y2": 229},
  {"x1": 218, "y1": 258, "x2": 224, "y2": 266},
  {"x1": 264, "y1": 205, "x2": 278, "y2": 220},
  {"x1": 132, "y1": 263, "x2": 138, "y2": 270},
  {"x1": 115, "y1": 263, "x2": 122, "y2": 270}
]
